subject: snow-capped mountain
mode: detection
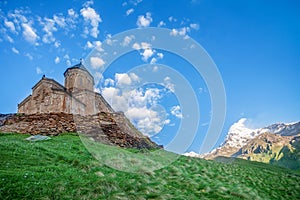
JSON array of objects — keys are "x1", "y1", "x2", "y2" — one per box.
[
  {"x1": 221, "y1": 118, "x2": 259, "y2": 149},
  {"x1": 216, "y1": 119, "x2": 300, "y2": 151},
  {"x1": 184, "y1": 118, "x2": 300, "y2": 159},
  {"x1": 222, "y1": 119, "x2": 300, "y2": 149}
]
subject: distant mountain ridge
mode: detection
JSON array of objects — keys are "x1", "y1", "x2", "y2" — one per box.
[{"x1": 184, "y1": 119, "x2": 300, "y2": 170}]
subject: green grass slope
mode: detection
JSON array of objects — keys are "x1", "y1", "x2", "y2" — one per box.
[{"x1": 1, "y1": 133, "x2": 300, "y2": 199}]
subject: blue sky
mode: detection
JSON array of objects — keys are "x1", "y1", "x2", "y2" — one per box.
[{"x1": 1, "y1": 0, "x2": 300, "y2": 154}]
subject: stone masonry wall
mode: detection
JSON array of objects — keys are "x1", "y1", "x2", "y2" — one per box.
[{"x1": 0, "y1": 113, "x2": 159, "y2": 149}]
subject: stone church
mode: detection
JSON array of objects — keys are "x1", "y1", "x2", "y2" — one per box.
[{"x1": 18, "y1": 62, "x2": 113, "y2": 116}]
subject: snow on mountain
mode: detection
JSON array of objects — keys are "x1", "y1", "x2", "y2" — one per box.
[
  {"x1": 221, "y1": 118, "x2": 259, "y2": 148},
  {"x1": 221, "y1": 119, "x2": 300, "y2": 149},
  {"x1": 183, "y1": 118, "x2": 300, "y2": 158},
  {"x1": 183, "y1": 151, "x2": 203, "y2": 158}
]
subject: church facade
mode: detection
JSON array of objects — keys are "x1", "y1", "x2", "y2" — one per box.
[{"x1": 18, "y1": 62, "x2": 113, "y2": 115}]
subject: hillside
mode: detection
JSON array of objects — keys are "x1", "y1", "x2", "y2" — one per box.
[
  {"x1": 1, "y1": 133, "x2": 300, "y2": 199},
  {"x1": 233, "y1": 133, "x2": 300, "y2": 170}
]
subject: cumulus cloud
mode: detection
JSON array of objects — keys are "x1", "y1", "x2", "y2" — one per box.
[
  {"x1": 90, "y1": 56, "x2": 105, "y2": 69},
  {"x1": 141, "y1": 48, "x2": 155, "y2": 62},
  {"x1": 80, "y1": 6, "x2": 102, "y2": 38},
  {"x1": 170, "y1": 27, "x2": 190, "y2": 37},
  {"x1": 125, "y1": 107, "x2": 165, "y2": 135},
  {"x1": 171, "y1": 105, "x2": 183, "y2": 118},
  {"x1": 136, "y1": 12, "x2": 152, "y2": 28},
  {"x1": 115, "y1": 73, "x2": 138, "y2": 86},
  {"x1": 132, "y1": 42, "x2": 164, "y2": 63},
  {"x1": 22, "y1": 23, "x2": 39, "y2": 44},
  {"x1": 85, "y1": 40, "x2": 102, "y2": 49},
  {"x1": 100, "y1": 72, "x2": 169, "y2": 136}
]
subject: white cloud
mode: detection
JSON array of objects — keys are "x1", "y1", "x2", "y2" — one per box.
[
  {"x1": 86, "y1": 41, "x2": 94, "y2": 48},
  {"x1": 132, "y1": 42, "x2": 140, "y2": 50},
  {"x1": 36, "y1": 67, "x2": 42, "y2": 74},
  {"x1": 21, "y1": 23, "x2": 38, "y2": 44},
  {"x1": 157, "y1": 52, "x2": 164, "y2": 59},
  {"x1": 63, "y1": 54, "x2": 70, "y2": 60},
  {"x1": 66, "y1": 60, "x2": 71, "y2": 67},
  {"x1": 168, "y1": 16, "x2": 177, "y2": 22},
  {"x1": 94, "y1": 87, "x2": 101, "y2": 93},
  {"x1": 126, "y1": 8, "x2": 134, "y2": 16},
  {"x1": 41, "y1": 18, "x2": 57, "y2": 44},
  {"x1": 115, "y1": 73, "x2": 132, "y2": 86},
  {"x1": 171, "y1": 105, "x2": 183, "y2": 119},
  {"x1": 125, "y1": 107, "x2": 165, "y2": 136},
  {"x1": 104, "y1": 78, "x2": 115, "y2": 87},
  {"x1": 157, "y1": 21, "x2": 165, "y2": 27},
  {"x1": 80, "y1": 7, "x2": 102, "y2": 38},
  {"x1": 94, "y1": 71, "x2": 103, "y2": 85},
  {"x1": 12, "y1": 47, "x2": 19, "y2": 54},
  {"x1": 54, "y1": 41, "x2": 61, "y2": 48},
  {"x1": 100, "y1": 72, "x2": 171, "y2": 136},
  {"x1": 190, "y1": 23, "x2": 199, "y2": 30},
  {"x1": 90, "y1": 56, "x2": 105, "y2": 69},
  {"x1": 163, "y1": 76, "x2": 175, "y2": 92},
  {"x1": 68, "y1": 9, "x2": 76, "y2": 17},
  {"x1": 54, "y1": 56, "x2": 60, "y2": 64},
  {"x1": 85, "y1": 40, "x2": 102, "y2": 49},
  {"x1": 6, "y1": 35, "x2": 14, "y2": 43},
  {"x1": 152, "y1": 66, "x2": 159, "y2": 72},
  {"x1": 25, "y1": 53, "x2": 33, "y2": 60},
  {"x1": 170, "y1": 27, "x2": 190, "y2": 37},
  {"x1": 4, "y1": 20, "x2": 16, "y2": 33},
  {"x1": 132, "y1": 42, "x2": 156, "y2": 62},
  {"x1": 129, "y1": 73, "x2": 140, "y2": 82},
  {"x1": 8, "y1": 9, "x2": 28, "y2": 25},
  {"x1": 150, "y1": 58, "x2": 157, "y2": 64},
  {"x1": 136, "y1": 12, "x2": 152, "y2": 28},
  {"x1": 53, "y1": 15, "x2": 66, "y2": 28},
  {"x1": 164, "y1": 119, "x2": 171, "y2": 125},
  {"x1": 121, "y1": 35, "x2": 135, "y2": 47},
  {"x1": 141, "y1": 48, "x2": 155, "y2": 62},
  {"x1": 83, "y1": 0, "x2": 94, "y2": 7},
  {"x1": 170, "y1": 29, "x2": 178, "y2": 36}
]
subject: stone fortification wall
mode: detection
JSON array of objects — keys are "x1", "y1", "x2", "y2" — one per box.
[{"x1": 0, "y1": 113, "x2": 159, "y2": 149}]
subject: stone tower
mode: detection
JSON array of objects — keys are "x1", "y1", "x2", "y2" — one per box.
[
  {"x1": 18, "y1": 61, "x2": 114, "y2": 115},
  {"x1": 64, "y1": 61, "x2": 94, "y2": 93}
]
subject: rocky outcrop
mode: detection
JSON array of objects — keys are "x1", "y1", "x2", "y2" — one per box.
[{"x1": 0, "y1": 112, "x2": 160, "y2": 149}]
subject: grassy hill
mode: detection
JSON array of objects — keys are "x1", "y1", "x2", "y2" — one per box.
[{"x1": 1, "y1": 133, "x2": 300, "y2": 199}]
